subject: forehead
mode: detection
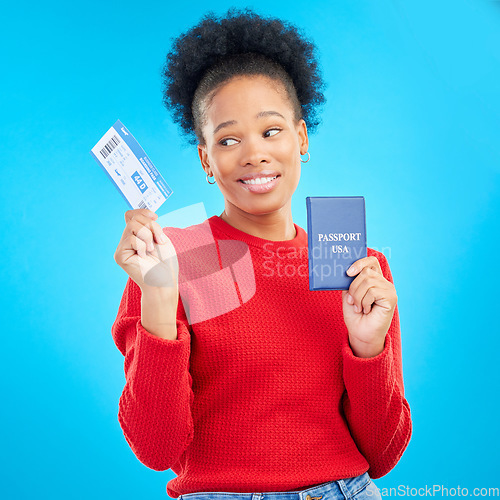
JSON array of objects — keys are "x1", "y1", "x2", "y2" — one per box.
[{"x1": 204, "y1": 75, "x2": 294, "y2": 122}]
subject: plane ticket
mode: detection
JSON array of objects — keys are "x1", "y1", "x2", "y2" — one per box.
[{"x1": 90, "y1": 119, "x2": 173, "y2": 212}]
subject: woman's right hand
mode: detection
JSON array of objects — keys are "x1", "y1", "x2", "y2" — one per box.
[{"x1": 114, "y1": 208, "x2": 179, "y2": 293}]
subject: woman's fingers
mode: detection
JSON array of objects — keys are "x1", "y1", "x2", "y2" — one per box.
[
  {"x1": 346, "y1": 255, "x2": 382, "y2": 277},
  {"x1": 126, "y1": 217, "x2": 168, "y2": 252},
  {"x1": 115, "y1": 208, "x2": 180, "y2": 292},
  {"x1": 347, "y1": 267, "x2": 390, "y2": 314},
  {"x1": 129, "y1": 232, "x2": 148, "y2": 258},
  {"x1": 125, "y1": 208, "x2": 157, "y2": 224}
]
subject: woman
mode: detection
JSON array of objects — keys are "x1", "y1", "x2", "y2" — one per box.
[{"x1": 112, "y1": 8, "x2": 412, "y2": 500}]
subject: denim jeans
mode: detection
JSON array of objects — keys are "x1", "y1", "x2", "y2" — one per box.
[{"x1": 178, "y1": 472, "x2": 382, "y2": 500}]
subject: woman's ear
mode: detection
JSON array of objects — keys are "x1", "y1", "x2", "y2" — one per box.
[
  {"x1": 297, "y1": 119, "x2": 309, "y2": 155},
  {"x1": 198, "y1": 144, "x2": 210, "y2": 176}
]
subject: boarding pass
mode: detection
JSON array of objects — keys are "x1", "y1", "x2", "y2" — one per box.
[{"x1": 90, "y1": 119, "x2": 173, "y2": 212}]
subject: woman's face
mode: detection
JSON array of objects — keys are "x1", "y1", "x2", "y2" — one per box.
[{"x1": 198, "y1": 75, "x2": 308, "y2": 218}]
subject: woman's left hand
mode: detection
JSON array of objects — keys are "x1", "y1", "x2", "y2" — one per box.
[{"x1": 341, "y1": 256, "x2": 398, "y2": 358}]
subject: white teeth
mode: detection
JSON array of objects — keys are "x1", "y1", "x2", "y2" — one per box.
[{"x1": 241, "y1": 176, "x2": 277, "y2": 185}]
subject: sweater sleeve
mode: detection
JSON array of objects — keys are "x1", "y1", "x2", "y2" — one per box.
[
  {"x1": 341, "y1": 250, "x2": 412, "y2": 479},
  {"x1": 111, "y1": 276, "x2": 195, "y2": 471}
]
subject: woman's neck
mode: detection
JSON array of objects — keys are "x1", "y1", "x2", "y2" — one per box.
[{"x1": 219, "y1": 206, "x2": 297, "y2": 241}]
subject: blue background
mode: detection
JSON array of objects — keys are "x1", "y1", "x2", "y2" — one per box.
[{"x1": 1, "y1": 0, "x2": 499, "y2": 497}]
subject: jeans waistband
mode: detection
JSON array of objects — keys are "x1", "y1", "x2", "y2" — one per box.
[{"x1": 178, "y1": 471, "x2": 377, "y2": 500}]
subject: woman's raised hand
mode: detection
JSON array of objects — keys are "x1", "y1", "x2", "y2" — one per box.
[{"x1": 114, "y1": 208, "x2": 179, "y2": 292}]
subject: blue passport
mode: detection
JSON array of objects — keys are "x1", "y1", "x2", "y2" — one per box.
[{"x1": 306, "y1": 196, "x2": 367, "y2": 290}]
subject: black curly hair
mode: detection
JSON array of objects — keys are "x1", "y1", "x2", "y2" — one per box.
[{"x1": 161, "y1": 7, "x2": 326, "y2": 145}]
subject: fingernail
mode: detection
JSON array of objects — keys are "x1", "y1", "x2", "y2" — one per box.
[
  {"x1": 354, "y1": 305, "x2": 360, "y2": 313},
  {"x1": 346, "y1": 266, "x2": 356, "y2": 275},
  {"x1": 159, "y1": 234, "x2": 168, "y2": 244}
]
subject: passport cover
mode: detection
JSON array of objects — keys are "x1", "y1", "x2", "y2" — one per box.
[{"x1": 306, "y1": 196, "x2": 367, "y2": 290}]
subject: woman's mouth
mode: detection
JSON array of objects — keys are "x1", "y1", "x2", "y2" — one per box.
[{"x1": 238, "y1": 175, "x2": 281, "y2": 193}]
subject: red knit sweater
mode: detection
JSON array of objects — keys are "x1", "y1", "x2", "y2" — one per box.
[{"x1": 111, "y1": 215, "x2": 412, "y2": 498}]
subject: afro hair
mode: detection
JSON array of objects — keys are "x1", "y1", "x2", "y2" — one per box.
[{"x1": 161, "y1": 7, "x2": 326, "y2": 145}]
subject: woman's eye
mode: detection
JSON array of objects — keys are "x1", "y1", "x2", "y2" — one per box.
[
  {"x1": 264, "y1": 128, "x2": 281, "y2": 138},
  {"x1": 219, "y1": 138, "x2": 238, "y2": 146}
]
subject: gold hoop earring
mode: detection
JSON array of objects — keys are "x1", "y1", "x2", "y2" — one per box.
[
  {"x1": 300, "y1": 152, "x2": 311, "y2": 163},
  {"x1": 206, "y1": 173, "x2": 216, "y2": 184}
]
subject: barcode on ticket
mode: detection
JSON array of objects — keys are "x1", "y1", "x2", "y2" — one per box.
[{"x1": 100, "y1": 135, "x2": 121, "y2": 159}]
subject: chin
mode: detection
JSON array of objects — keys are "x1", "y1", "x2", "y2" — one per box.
[{"x1": 239, "y1": 202, "x2": 287, "y2": 216}]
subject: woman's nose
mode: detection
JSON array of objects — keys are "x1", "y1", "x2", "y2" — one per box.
[{"x1": 239, "y1": 137, "x2": 270, "y2": 167}]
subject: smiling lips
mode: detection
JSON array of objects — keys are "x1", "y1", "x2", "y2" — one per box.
[
  {"x1": 238, "y1": 173, "x2": 281, "y2": 193},
  {"x1": 240, "y1": 175, "x2": 278, "y2": 185},
  {"x1": 237, "y1": 169, "x2": 281, "y2": 192}
]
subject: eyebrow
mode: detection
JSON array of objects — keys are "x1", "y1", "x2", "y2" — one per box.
[{"x1": 212, "y1": 111, "x2": 286, "y2": 136}]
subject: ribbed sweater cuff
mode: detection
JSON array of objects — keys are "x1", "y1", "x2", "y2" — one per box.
[
  {"x1": 342, "y1": 332, "x2": 394, "y2": 396},
  {"x1": 136, "y1": 317, "x2": 190, "y2": 346},
  {"x1": 129, "y1": 318, "x2": 192, "y2": 399}
]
